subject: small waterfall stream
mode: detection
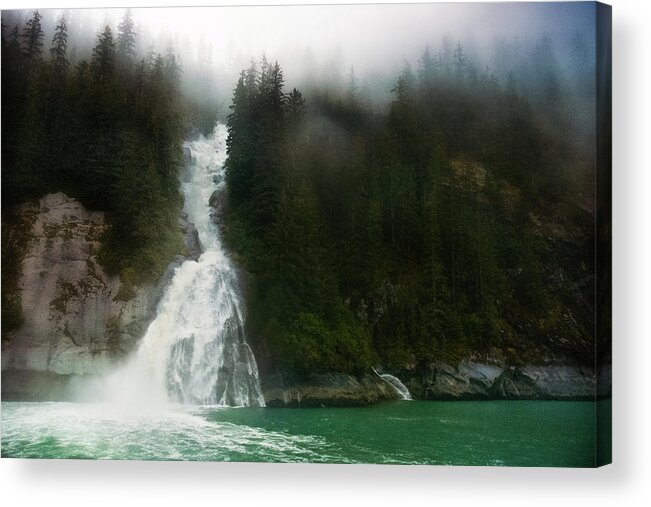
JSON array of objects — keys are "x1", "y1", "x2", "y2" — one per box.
[
  {"x1": 373, "y1": 368, "x2": 413, "y2": 400},
  {"x1": 105, "y1": 124, "x2": 265, "y2": 407}
]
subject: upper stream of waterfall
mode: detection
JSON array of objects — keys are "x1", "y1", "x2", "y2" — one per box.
[{"x1": 105, "y1": 124, "x2": 265, "y2": 407}]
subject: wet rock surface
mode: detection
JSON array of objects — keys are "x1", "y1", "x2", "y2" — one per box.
[
  {"x1": 1, "y1": 192, "x2": 200, "y2": 399},
  {"x1": 263, "y1": 372, "x2": 401, "y2": 407},
  {"x1": 403, "y1": 360, "x2": 601, "y2": 400}
]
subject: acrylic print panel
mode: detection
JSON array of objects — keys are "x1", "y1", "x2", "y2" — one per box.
[{"x1": 0, "y1": 2, "x2": 611, "y2": 467}]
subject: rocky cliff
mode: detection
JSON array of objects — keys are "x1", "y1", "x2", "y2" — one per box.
[{"x1": 1, "y1": 192, "x2": 199, "y2": 400}]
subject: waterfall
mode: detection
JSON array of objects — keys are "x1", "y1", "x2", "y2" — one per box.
[
  {"x1": 374, "y1": 368, "x2": 413, "y2": 400},
  {"x1": 104, "y1": 124, "x2": 265, "y2": 407}
]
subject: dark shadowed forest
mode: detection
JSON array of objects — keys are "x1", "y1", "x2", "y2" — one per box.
[{"x1": 222, "y1": 43, "x2": 598, "y2": 379}]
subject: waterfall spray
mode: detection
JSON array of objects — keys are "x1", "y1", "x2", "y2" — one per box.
[{"x1": 103, "y1": 124, "x2": 265, "y2": 407}]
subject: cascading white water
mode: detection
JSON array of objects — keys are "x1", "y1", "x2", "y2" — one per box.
[
  {"x1": 373, "y1": 368, "x2": 413, "y2": 400},
  {"x1": 104, "y1": 124, "x2": 265, "y2": 407}
]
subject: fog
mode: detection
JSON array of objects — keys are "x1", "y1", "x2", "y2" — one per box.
[{"x1": 2, "y1": 3, "x2": 596, "y2": 114}]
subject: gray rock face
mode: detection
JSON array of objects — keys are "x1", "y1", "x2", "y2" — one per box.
[
  {"x1": 263, "y1": 372, "x2": 401, "y2": 407},
  {"x1": 405, "y1": 360, "x2": 597, "y2": 400},
  {"x1": 178, "y1": 216, "x2": 202, "y2": 261},
  {"x1": 1, "y1": 193, "x2": 192, "y2": 389},
  {"x1": 209, "y1": 188, "x2": 226, "y2": 230},
  {"x1": 491, "y1": 365, "x2": 597, "y2": 400},
  {"x1": 183, "y1": 144, "x2": 192, "y2": 168}
]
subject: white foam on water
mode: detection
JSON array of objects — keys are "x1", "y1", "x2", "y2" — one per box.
[{"x1": 1, "y1": 402, "x2": 331, "y2": 461}]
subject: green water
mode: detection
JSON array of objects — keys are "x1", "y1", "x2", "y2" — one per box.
[{"x1": 1, "y1": 400, "x2": 600, "y2": 466}]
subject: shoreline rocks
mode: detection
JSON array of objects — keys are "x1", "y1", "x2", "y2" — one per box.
[
  {"x1": 402, "y1": 360, "x2": 607, "y2": 401},
  {"x1": 259, "y1": 361, "x2": 606, "y2": 407},
  {"x1": 262, "y1": 372, "x2": 401, "y2": 407}
]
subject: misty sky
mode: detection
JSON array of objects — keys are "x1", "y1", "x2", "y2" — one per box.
[
  {"x1": 3, "y1": 3, "x2": 596, "y2": 79},
  {"x1": 124, "y1": 2, "x2": 595, "y2": 65}
]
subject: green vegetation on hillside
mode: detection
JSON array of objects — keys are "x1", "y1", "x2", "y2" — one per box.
[
  {"x1": 1, "y1": 10, "x2": 189, "y2": 322},
  {"x1": 224, "y1": 50, "x2": 596, "y2": 378}
]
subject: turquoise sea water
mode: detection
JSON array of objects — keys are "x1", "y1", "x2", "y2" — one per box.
[{"x1": 1, "y1": 400, "x2": 600, "y2": 466}]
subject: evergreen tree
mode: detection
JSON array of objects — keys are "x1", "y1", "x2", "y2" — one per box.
[
  {"x1": 263, "y1": 61, "x2": 286, "y2": 125},
  {"x1": 50, "y1": 16, "x2": 69, "y2": 77},
  {"x1": 1, "y1": 24, "x2": 26, "y2": 171},
  {"x1": 164, "y1": 46, "x2": 181, "y2": 87},
  {"x1": 391, "y1": 61, "x2": 415, "y2": 103},
  {"x1": 346, "y1": 65, "x2": 358, "y2": 101},
  {"x1": 389, "y1": 62, "x2": 419, "y2": 164},
  {"x1": 8, "y1": 24, "x2": 21, "y2": 54},
  {"x1": 21, "y1": 10, "x2": 44, "y2": 60},
  {"x1": 250, "y1": 61, "x2": 286, "y2": 227},
  {"x1": 418, "y1": 46, "x2": 436, "y2": 86},
  {"x1": 91, "y1": 26, "x2": 115, "y2": 82},
  {"x1": 286, "y1": 88, "x2": 305, "y2": 118},
  {"x1": 116, "y1": 9, "x2": 136, "y2": 62},
  {"x1": 225, "y1": 72, "x2": 256, "y2": 206}
]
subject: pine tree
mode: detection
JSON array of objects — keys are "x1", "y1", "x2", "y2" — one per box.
[
  {"x1": 225, "y1": 72, "x2": 256, "y2": 206},
  {"x1": 266, "y1": 61, "x2": 285, "y2": 124},
  {"x1": 286, "y1": 88, "x2": 305, "y2": 118},
  {"x1": 390, "y1": 62, "x2": 416, "y2": 108},
  {"x1": 164, "y1": 47, "x2": 181, "y2": 88},
  {"x1": 346, "y1": 65, "x2": 358, "y2": 101},
  {"x1": 389, "y1": 62, "x2": 418, "y2": 157},
  {"x1": 8, "y1": 24, "x2": 21, "y2": 54},
  {"x1": 116, "y1": 9, "x2": 136, "y2": 63},
  {"x1": 91, "y1": 26, "x2": 115, "y2": 82},
  {"x1": 251, "y1": 61, "x2": 285, "y2": 227},
  {"x1": 22, "y1": 10, "x2": 44, "y2": 60},
  {"x1": 418, "y1": 46, "x2": 436, "y2": 86},
  {"x1": 2, "y1": 24, "x2": 27, "y2": 184},
  {"x1": 50, "y1": 16, "x2": 69, "y2": 77}
]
